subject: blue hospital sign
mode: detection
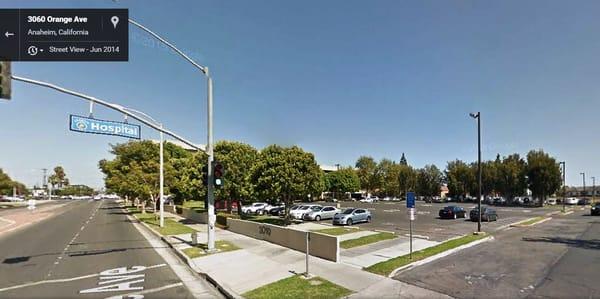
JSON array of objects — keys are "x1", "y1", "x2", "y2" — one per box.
[{"x1": 70, "y1": 115, "x2": 141, "y2": 139}]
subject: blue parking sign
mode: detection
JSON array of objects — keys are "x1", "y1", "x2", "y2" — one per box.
[{"x1": 406, "y1": 192, "x2": 415, "y2": 208}]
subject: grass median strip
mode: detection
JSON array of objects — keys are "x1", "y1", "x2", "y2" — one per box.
[
  {"x1": 128, "y1": 207, "x2": 196, "y2": 235},
  {"x1": 182, "y1": 240, "x2": 240, "y2": 258},
  {"x1": 243, "y1": 275, "x2": 352, "y2": 299},
  {"x1": 313, "y1": 227, "x2": 361, "y2": 236},
  {"x1": 340, "y1": 232, "x2": 396, "y2": 249},
  {"x1": 364, "y1": 233, "x2": 487, "y2": 276},
  {"x1": 518, "y1": 216, "x2": 548, "y2": 226}
]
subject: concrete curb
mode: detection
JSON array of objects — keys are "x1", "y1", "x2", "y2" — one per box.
[
  {"x1": 387, "y1": 235, "x2": 494, "y2": 278},
  {"x1": 121, "y1": 205, "x2": 242, "y2": 299}
]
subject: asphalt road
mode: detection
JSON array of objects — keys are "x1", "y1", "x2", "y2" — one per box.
[
  {"x1": 392, "y1": 210, "x2": 599, "y2": 299},
  {"x1": 0, "y1": 199, "x2": 219, "y2": 298},
  {"x1": 312, "y1": 200, "x2": 556, "y2": 241}
]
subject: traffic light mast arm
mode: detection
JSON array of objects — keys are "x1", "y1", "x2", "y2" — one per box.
[{"x1": 10, "y1": 74, "x2": 205, "y2": 152}]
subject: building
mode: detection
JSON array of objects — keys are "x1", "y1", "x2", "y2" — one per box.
[{"x1": 566, "y1": 186, "x2": 599, "y2": 197}]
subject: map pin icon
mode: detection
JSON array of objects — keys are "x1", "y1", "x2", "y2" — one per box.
[{"x1": 111, "y1": 16, "x2": 119, "y2": 29}]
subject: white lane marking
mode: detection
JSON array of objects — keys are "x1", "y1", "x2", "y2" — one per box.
[
  {"x1": 81, "y1": 226, "x2": 85, "y2": 231},
  {"x1": 0, "y1": 216, "x2": 16, "y2": 226},
  {"x1": 80, "y1": 264, "x2": 167, "y2": 294},
  {"x1": 0, "y1": 264, "x2": 167, "y2": 293},
  {"x1": 105, "y1": 282, "x2": 184, "y2": 299}
]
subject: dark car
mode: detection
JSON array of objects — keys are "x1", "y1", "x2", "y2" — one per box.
[
  {"x1": 591, "y1": 203, "x2": 600, "y2": 216},
  {"x1": 578, "y1": 198, "x2": 591, "y2": 206},
  {"x1": 439, "y1": 206, "x2": 466, "y2": 219},
  {"x1": 470, "y1": 207, "x2": 498, "y2": 222},
  {"x1": 270, "y1": 206, "x2": 286, "y2": 216}
]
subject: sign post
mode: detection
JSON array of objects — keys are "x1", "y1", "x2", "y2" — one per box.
[{"x1": 406, "y1": 192, "x2": 416, "y2": 259}]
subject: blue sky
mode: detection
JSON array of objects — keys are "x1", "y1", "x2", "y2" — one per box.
[{"x1": 1, "y1": 0, "x2": 598, "y2": 188}]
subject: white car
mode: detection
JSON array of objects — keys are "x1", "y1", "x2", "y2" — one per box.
[
  {"x1": 290, "y1": 204, "x2": 322, "y2": 219},
  {"x1": 360, "y1": 196, "x2": 378, "y2": 203},
  {"x1": 241, "y1": 202, "x2": 268, "y2": 214},
  {"x1": 263, "y1": 203, "x2": 284, "y2": 214},
  {"x1": 565, "y1": 197, "x2": 579, "y2": 205},
  {"x1": 2, "y1": 196, "x2": 24, "y2": 202},
  {"x1": 303, "y1": 206, "x2": 339, "y2": 221}
]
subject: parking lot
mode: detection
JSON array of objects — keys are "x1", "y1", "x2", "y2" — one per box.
[{"x1": 307, "y1": 201, "x2": 557, "y2": 241}]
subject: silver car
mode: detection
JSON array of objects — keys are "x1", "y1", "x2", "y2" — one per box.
[
  {"x1": 303, "y1": 206, "x2": 339, "y2": 221},
  {"x1": 332, "y1": 208, "x2": 371, "y2": 225}
]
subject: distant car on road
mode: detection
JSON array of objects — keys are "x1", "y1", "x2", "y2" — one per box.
[
  {"x1": 439, "y1": 206, "x2": 466, "y2": 219},
  {"x1": 591, "y1": 203, "x2": 600, "y2": 216},
  {"x1": 241, "y1": 202, "x2": 268, "y2": 214},
  {"x1": 470, "y1": 207, "x2": 498, "y2": 222},
  {"x1": 303, "y1": 206, "x2": 339, "y2": 221},
  {"x1": 332, "y1": 208, "x2": 371, "y2": 225}
]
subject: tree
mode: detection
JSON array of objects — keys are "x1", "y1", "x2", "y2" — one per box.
[
  {"x1": 57, "y1": 185, "x2": 94, "y2": 196},
  {"x1": 397, "y1": 164, "x2": 417, "y2": 198},
  {"x1": 99, "y1": 141, "x2": 180, "y2": 213},
  {"x1": 0, "y1": 168, "x2": 27, "y2": 196},
  {"x1": 446, "y1": 160, "x2": 475, "y2": 199},
  {"x1": 214, "y1": 141, "x2": 258, "y2": 214},
  {"x1": 355, "y1": 156, "x2": 379, "y2": 195},
  {"x1": 250, "y1": 145, "x2": 324, "y2": 225},
  {"x1": 377, "y1": 159, "x2": 401, "y2": 197},
  {"x1": 48, "y1": 166, "x2": 69, "y2": 189},
  {"x1": 496, "y1": 154, "x2": 527, "y2": 201},
  {"x1": 526, "y1": 150, "x2": 561, "y2": 206},
  {"x1": 399, "y1": 153, "x2": 407, "y2": 166},
  {"x1": 416, "y1": 165, "x2": 443, "y2": 197},
  {"x1": 325, "y1": 167, "x2": 360, "y2": 199}
]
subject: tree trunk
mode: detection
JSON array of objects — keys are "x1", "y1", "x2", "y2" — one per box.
[
  {"x1": 283, "y1": 195, "x2": 291, "y2": 226},
  {"x1": 227, "y1": 198, "x2": 232, "y2": 214}
]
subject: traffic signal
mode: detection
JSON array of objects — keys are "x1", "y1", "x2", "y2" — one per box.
[
  {"x1": 213, "y1": 161, "x2": 224, "y2": 188},
  {"x1": 201, "y1": 165, "x2": 208, "y2": 186},
  {"x1": 0, "y1": 61, "x2": 11, "y2": 100}
]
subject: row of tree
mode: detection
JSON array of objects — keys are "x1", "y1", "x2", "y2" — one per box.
[
  {"x1": 99, "y1": 141, "x2": 324, "y2": 218},
  {"x1": 99, "y1": 140, "x2": 562, "y2": 214},
  {"x1": 353, "y1": 150, "x2": 562, "y2": 206}
]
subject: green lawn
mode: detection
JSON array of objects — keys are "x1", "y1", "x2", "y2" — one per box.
[
  {"x1": 243, "y1": 275, "x2": 352, "y2": 299},
  {"x1": 182, "y1": 200, "x2": 206, "y2": 213},
  {"x1": 340, "y1": 232, "x2": 396, "y2": 249},
  {"x1": 519, "y1": 216, "x2": 547, "y2": 226},
  {"x1": 128, "y1": 207, "x2": 196, "y2": 235},
  {"x1": 312, "y1": 227, "x2": 361, "y2": 236},
  {"x1": 365, "y1": 233, "x2": 487, "y2": 276},
  {"x1": 182, "y1": 240, "x2": 240, "y2": 258}
]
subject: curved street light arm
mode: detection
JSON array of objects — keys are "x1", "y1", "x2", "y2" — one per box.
[{"x1": 11, "y1": 75, "x2": 205, "y2": 152}]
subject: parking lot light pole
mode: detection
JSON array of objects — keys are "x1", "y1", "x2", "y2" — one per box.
[
  {"x1": 560, "y1": 161, "x2": 566, "y2": 212},
  {"x1": 580, "y1": 172, "x2": 586, "y2": 199},
  {"x1": 469, "y1": 112, "x2": 482, "y2": 232},
  {"x1": 592, "y1": 176, "x2": 596, "y2": 204}
]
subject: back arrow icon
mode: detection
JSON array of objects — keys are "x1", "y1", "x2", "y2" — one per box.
[{"x1": 5, "y1": 31, "x2": 15, "y2": 38}]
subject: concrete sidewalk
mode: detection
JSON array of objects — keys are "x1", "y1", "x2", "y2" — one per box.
[
  {"x1": 341, "y1": 236, "x2": 439, "y2": 268},
  {"x1": 162, "y1": 212, "x2": 451, "y2": 298}
]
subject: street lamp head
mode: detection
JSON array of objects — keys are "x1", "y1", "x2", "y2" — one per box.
[{"x1": 469, "y1": 112, "x2": 479, "y2": 119}]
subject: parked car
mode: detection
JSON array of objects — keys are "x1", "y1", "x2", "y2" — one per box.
[
  {"x1": 439, "y1": 206, "x2": 466, "y2": 219},
  {"x1": 332, "y1": 208, "x2": 371, "y2": 225},
  {"x1": 469, "y1": 207, "x2": 498, "y2": 222},
  {"x1": 263, "y1": 203, "x2": 284, "y2": 214},
  {"x1": 241, "y1": 202, "x2": 268, "y2": 214},
  {"x1": 269, "y1": 206, "x2": 286, "y2": 216},
  {"x1": 591, "y1": 203, "x2": 600, "y2": 216},
  {"x1": 564, "y1": 197, "x2": 579, "y2": 205},
  {"x1": 578, "y1": 198, "x2": 591, "y2": 205},
  {"x1": 290, "y1": 204, "x2": 322, "y2": 219},
  {"x1": 494, "y1": 197, "x2": 507, "y2": 205},
  {"x1": 545, "y1": 198, "x2": 557, "y2": 205},
  {"x1": 304, "y1": 206, "x2": 339, "y2": 221}
]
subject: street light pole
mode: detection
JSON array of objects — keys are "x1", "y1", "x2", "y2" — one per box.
[
  {"x1": 470, "y1": 112, "x2": 482, "y2": 232},
  {"x1": 128, "y1": 18, "x2": 217, "y2": 251},
  {"x1": 560, "y1": 162, "x2": 566, "y2": 212},
  {"x1": 159, "y1": 124, "x2": 164, "y2": 228},
  {"x1": 580, "y1": 172, "x2": 586, "y2": 199}
]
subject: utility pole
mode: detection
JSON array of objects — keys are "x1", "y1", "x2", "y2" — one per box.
[{"x1": 469, "y1": 112, "x2": 482, "y2": 232}]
